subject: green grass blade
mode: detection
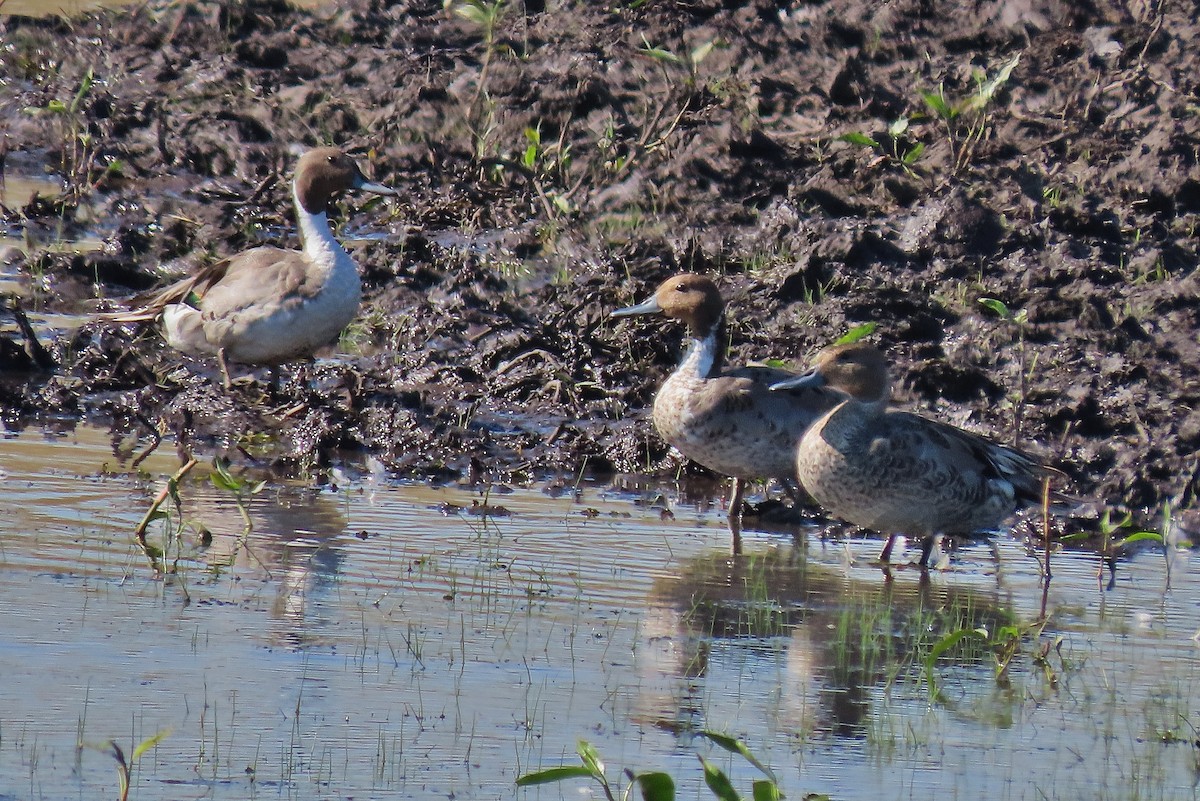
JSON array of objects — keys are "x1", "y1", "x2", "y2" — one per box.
[
  {"x1": 838, "y1": 131, "x2": 880, "y2": 149},
  {"x1": 634, "y1": 771, "x2": 675, "y2": 801},
  {"x1": 698, "y1": 756, "x2": 740, "y2": 801},
  {"x1": 751, "y1": 779, "x2": 780, "y2": 801},
  {"x1": 578, "y1": 740, "x2": 605, "y2": 778},
  {"x1": 515, "y1": 766, "x2": 596, "y2": 786},
  {"x1": 835, "y1": 321, "x2": 877, "y2": 345},
  {"x1": 696, "y1": 731, "x2": 775, "y2": 781}
]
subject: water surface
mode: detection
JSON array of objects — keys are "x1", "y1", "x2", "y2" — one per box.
[{"x1": 0, "y1": 425, "x2": 1197, "y2": 801}]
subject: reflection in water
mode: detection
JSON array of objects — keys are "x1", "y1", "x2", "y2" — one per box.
[
  {"x1": 2, "y1": 425, "x2": 1200, "y2": 801},
  {"x1": 642, "y1": 546, "x2": 1016, "y2": 741},
  {"x1": 157, "y1": 477, "x2": 350, "y2": 641}
]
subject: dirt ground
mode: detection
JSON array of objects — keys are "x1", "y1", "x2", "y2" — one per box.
[{"x1": 1, "y1": 0, "x2": 1198, "y2": 533}]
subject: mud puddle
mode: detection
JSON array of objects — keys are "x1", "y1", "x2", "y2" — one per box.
[{"x1": 0, "y1": 424, "x2": 1196, "y2": 800}]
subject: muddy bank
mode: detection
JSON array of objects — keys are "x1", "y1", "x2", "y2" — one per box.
[{"x1": 1, "y1": 0, "x2": 1198, "y2": 529}]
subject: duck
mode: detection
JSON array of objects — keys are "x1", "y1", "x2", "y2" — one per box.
[
  {"x1": 107, "y1": 147, "x2": 396, "y2": 387},
  {"x1": 611, "y1": 273, "x2": 845, "y2": 552},
  {"x1": 770, "y1": 342, "x2": 1067, "y2": 568}
]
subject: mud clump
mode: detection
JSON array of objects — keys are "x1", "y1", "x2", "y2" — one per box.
[{"x1": 1, "y1": 0, "x2": 1198, "y2": 531}]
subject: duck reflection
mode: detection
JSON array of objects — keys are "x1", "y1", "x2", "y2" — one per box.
[
  {"x1": 153, "y1": 473, "x2": 349, "y2": 635},
  {"x1": 639, "y1": 546, "x2": 1015, "y2": 740}
]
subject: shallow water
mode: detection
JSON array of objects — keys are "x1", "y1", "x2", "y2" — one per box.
[{"x1": 0, "y1": 424, "x2": 1197, "y2": 801}]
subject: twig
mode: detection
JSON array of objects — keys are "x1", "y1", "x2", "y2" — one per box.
[
  {"x1": 133, "y1": 458, "x2": 198, "y2": 569},
  {"x1": 8, "y1": 298, "x2": 56, "y2": 369},
  {"x1": 1041, "y1": 476, "x2": 1052, "y2": 581}
]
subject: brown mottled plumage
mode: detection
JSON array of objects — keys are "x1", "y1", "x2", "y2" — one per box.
[
  {"x1": 772, "y1": 342, "x2": 1067, "y2": 567},
  {"x1": 612, "y1": 274, "x2": 844, "y2": 551}
]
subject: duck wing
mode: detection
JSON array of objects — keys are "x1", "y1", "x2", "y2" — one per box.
[{"x1": 882, "y1": 410, "x2": 1067, "y2": 509}]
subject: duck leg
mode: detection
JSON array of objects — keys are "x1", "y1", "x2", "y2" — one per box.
[
  {"x1": 218, "y1": 348, "x2": 234, "y2": 390},
  {"x1": 918, "y1": 533, "x2": 943, "y2": 569},
  {"x1": 727, "y1": 477, "x2": 745, "y2": 555},
  {"x1": 879, "y1": 533, "x2": 899, "y2": 563}
]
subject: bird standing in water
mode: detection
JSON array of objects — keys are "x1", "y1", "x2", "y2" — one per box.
[
  {"x1": 612, "y1": 273, "x2": 845, "y2": 552},
  {"x1": 771, "y1": 342, "x2": 1068, "y2": 568}
]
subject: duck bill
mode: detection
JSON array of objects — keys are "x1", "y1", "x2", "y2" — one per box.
[
  {"x1": 769, "y1": 368, "x2": 826, "y2": 391},
  {"x1": 611, "y1": 296, "x2": 662, "y2": 318},
  {"x1": 354, "y1": 179, "x2": 398, "y2": 196}
]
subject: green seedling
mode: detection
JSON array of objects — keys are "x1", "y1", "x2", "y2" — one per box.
[
  {"x1": 921, "y1": 53, "x2": 1020, "y2": 175},
  {"x1": 839, "y1": 53, "x2": 1020, "y2": 179},
  {"x1": 210, "y1": 456, "x2": 268, "y2": 542},
  {"x1": 924, "y1": 615, "x2": 1059, "y2": 702},
  {"x1": 85, "y1": 731, "x2": 171, "y2": 801},
  {"x1": 516, "y1": 733, "x2": 802, "y2": 801},
  {"x1": 444, "y1": 0, "x2": 508, "y2": 160},
  {"x1": 838, "y1": 117, "x2": 925, "y2": 174},
  {"x1": 23, "y1": 66, "x2": 117, "y2": 196},
  {"x1": 978, "y1": 295, "x2": 1031, "y2": 438},
  {"x1": 835, "y1": 321, "x2": 877, "y2": 345}
]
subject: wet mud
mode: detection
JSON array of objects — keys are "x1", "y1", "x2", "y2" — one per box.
[{"x1": 1, "y1": 0, "x2": 1198, "y2": 531}]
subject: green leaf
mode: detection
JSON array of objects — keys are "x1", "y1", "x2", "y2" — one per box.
[
  {"x1": 751, "y1": 780, "x2": 780, "y2": 801},
  {"x1": 835, "y1": 321, "x2": 877, "y2": 345},
  {"x1": 966, "y1": 53, "x2": 1021, "y2": 112},
  {"x1": 1099, "y1": 508, "x2": 1133, "y2": 534},
  {"x1": 978, "y1": 297, "x2": 1011, "y2": 319},
  {"x1": 887, "y1": 116, "x2": 909, "y2": 138},
  {"x1": 699, "y1": 757, "x2": 740, "y2": 801},
  {"x1": 639, "y1": 35, "x2": 683, "y2": 65},
  {"x1": 690, "y1": 40, "x2": 716, "y2": 67},
  {"x1": 696, "y1": 731, "x2": 775, "y2": 781},
  {"x1": 209, "y1": 472, "x2": 239, "y2": 493},
  {"x1": 515, "y1": 766, "x2": 595, "y2": 786},
  {"x1": 838, "y1": 131, "x2": 880, "y2": 149},
  {"x1": 920, "y1": 88, "x2": 956, "y2": 121},
  {"x1": 68, "y1": 67, "x2": 95, "y2": 116},
  {"x1": 924, "y1": 627, "x2": 987, "y2": 699},
  {"x1": 1115, "y1": 531, "x2": 1164, "y2": 547},
  {"x1": 210, "y1": 458, "x2": 241, "y2": 493},
  {"x1": 577, "y1": 740, "x2": 605, "y2": 778},
  {"x1": 522, "y1": 144, "x2": 538, "y2": 169},
  {"x1": 448, "y1": 1, "x2": 490, "y2": 26},
  {"x1": 131, "y1": 730, "x2": 171, "y2": 760},
  {"x1": 634, "y1": 771, "x2": 676, "y2": 801},
  {"x1": 928, "y1": 627, "x2": 988, "y2": 665},
  {"x1": 901, "y1": 141, "x2": 926, "y2": 165}
]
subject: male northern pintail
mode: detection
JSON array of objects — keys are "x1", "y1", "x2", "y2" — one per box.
[
  {"x1": 109, "y1": 147, "x2": 395, "y2": 386},
  {"x1": 771, "y1": 342, "x2": 1067, "y2": 568},
  {"x1": 612, "y1": 273, "x2": 845, "y2": 552}
]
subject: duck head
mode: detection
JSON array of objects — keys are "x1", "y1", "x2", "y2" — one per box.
[
  {"x1": 611, "y1": 273, "x2": 724, "y2": 336},
  {"x1": 294, "y1": 147, "x2": 397, "y2": 214},
  {"x1": 771, "y1": 342, "x2": 891, "y2": 403}
]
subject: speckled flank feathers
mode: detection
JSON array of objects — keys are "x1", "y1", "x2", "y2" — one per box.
[
  {"x1": 612, "y1": 273, "x2": 845, "y2": 550},
  {"x1": 772, "y1": 342, "x2": 1065, "y2": 567}
]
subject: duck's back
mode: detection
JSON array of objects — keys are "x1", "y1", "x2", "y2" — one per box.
[{"x1": 200, "y1": 247, "x2": 359, "y2": 363}]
